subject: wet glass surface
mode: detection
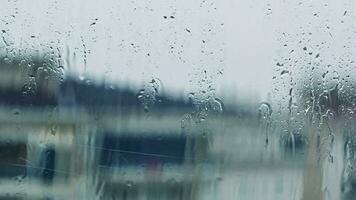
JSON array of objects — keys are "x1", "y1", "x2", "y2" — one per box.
[{"x1": 1, "y1": 0, "x2": 356, "y2": 199}]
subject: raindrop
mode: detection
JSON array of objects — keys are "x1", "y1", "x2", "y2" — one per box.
[
  {"x1": 137, "y1": 78, "x2": 162, "y2": 112},
  {"x1": 12, "y1": 109, "x2": 20, "y2": 116},
  {"x1": 181, "y1": 113, "x2": 193, "y2": 132},
  {"x1": 3, "y1": 57, "x2": 11, "y2": 64},
  {"x1": 126, "y1": 181, "x2": 133, "y2": 188},
  {"x1": 276, "y1": 62, "x2": 284, "y2": 67},
  {"x1": 258, "y1": 102, "x2": 272, "y2": 120},
  {"x1": 50, "y1": 124, "x2": 57, "y2": 135},
  {"x1": 13, "y1": 175, "x2": 25, "y2": 185},
  {"x1": 280, "y1": 70, "x2": 289, "y2": 76},
  {"x1": 259, "y1": 102, "x2": 272, "y2": 145},
  {"x1": 210, "y1": 98, "x2": 224, "y2": 113}
]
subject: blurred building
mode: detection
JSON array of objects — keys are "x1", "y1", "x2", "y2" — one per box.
[
  {"x1": 0, "y1": 57, "x2": 212, "y2": 199},
  {"x1": 0, "y1": 57, "x2": 317, "y2": 200}
]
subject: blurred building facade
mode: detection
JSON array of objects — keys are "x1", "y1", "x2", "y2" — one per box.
[{"x1": 0, "y1": 57, "x2": 348, "y2": 200}]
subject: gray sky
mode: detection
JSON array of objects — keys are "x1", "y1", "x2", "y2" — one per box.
[{"x1": 1, "y1": 0, "x2": 355, "y2": 104}]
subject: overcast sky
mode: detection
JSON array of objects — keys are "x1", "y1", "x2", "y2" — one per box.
[{"x1": 1, "y1": 0, "x2": 356, "y2": 104}]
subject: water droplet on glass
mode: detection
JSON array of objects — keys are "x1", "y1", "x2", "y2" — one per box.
[
  {"x1": 12, "y1": 109, "x2": 21, "y2": 116},
  {"x1": 137, "y1": 78, "x2": 162, "y2": 112},
  {"x1": 210, "y1": 98, "x2": 224, "y2": 113},
  {"x1": 181, "y1": 113, "x2": 193, "y2": 132},
  {"x1": 50, "y1": 124, "x2": 57, "y2": 135},
  {"x1": 280, "y1": 70, "x2": 289, "y2": 76},
  {"x1": 126, "y1": 181, "x2": 133, "y2": 188},
  {"x1": 258, "y1": 102, "x2": 272, "y2": 120}
]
